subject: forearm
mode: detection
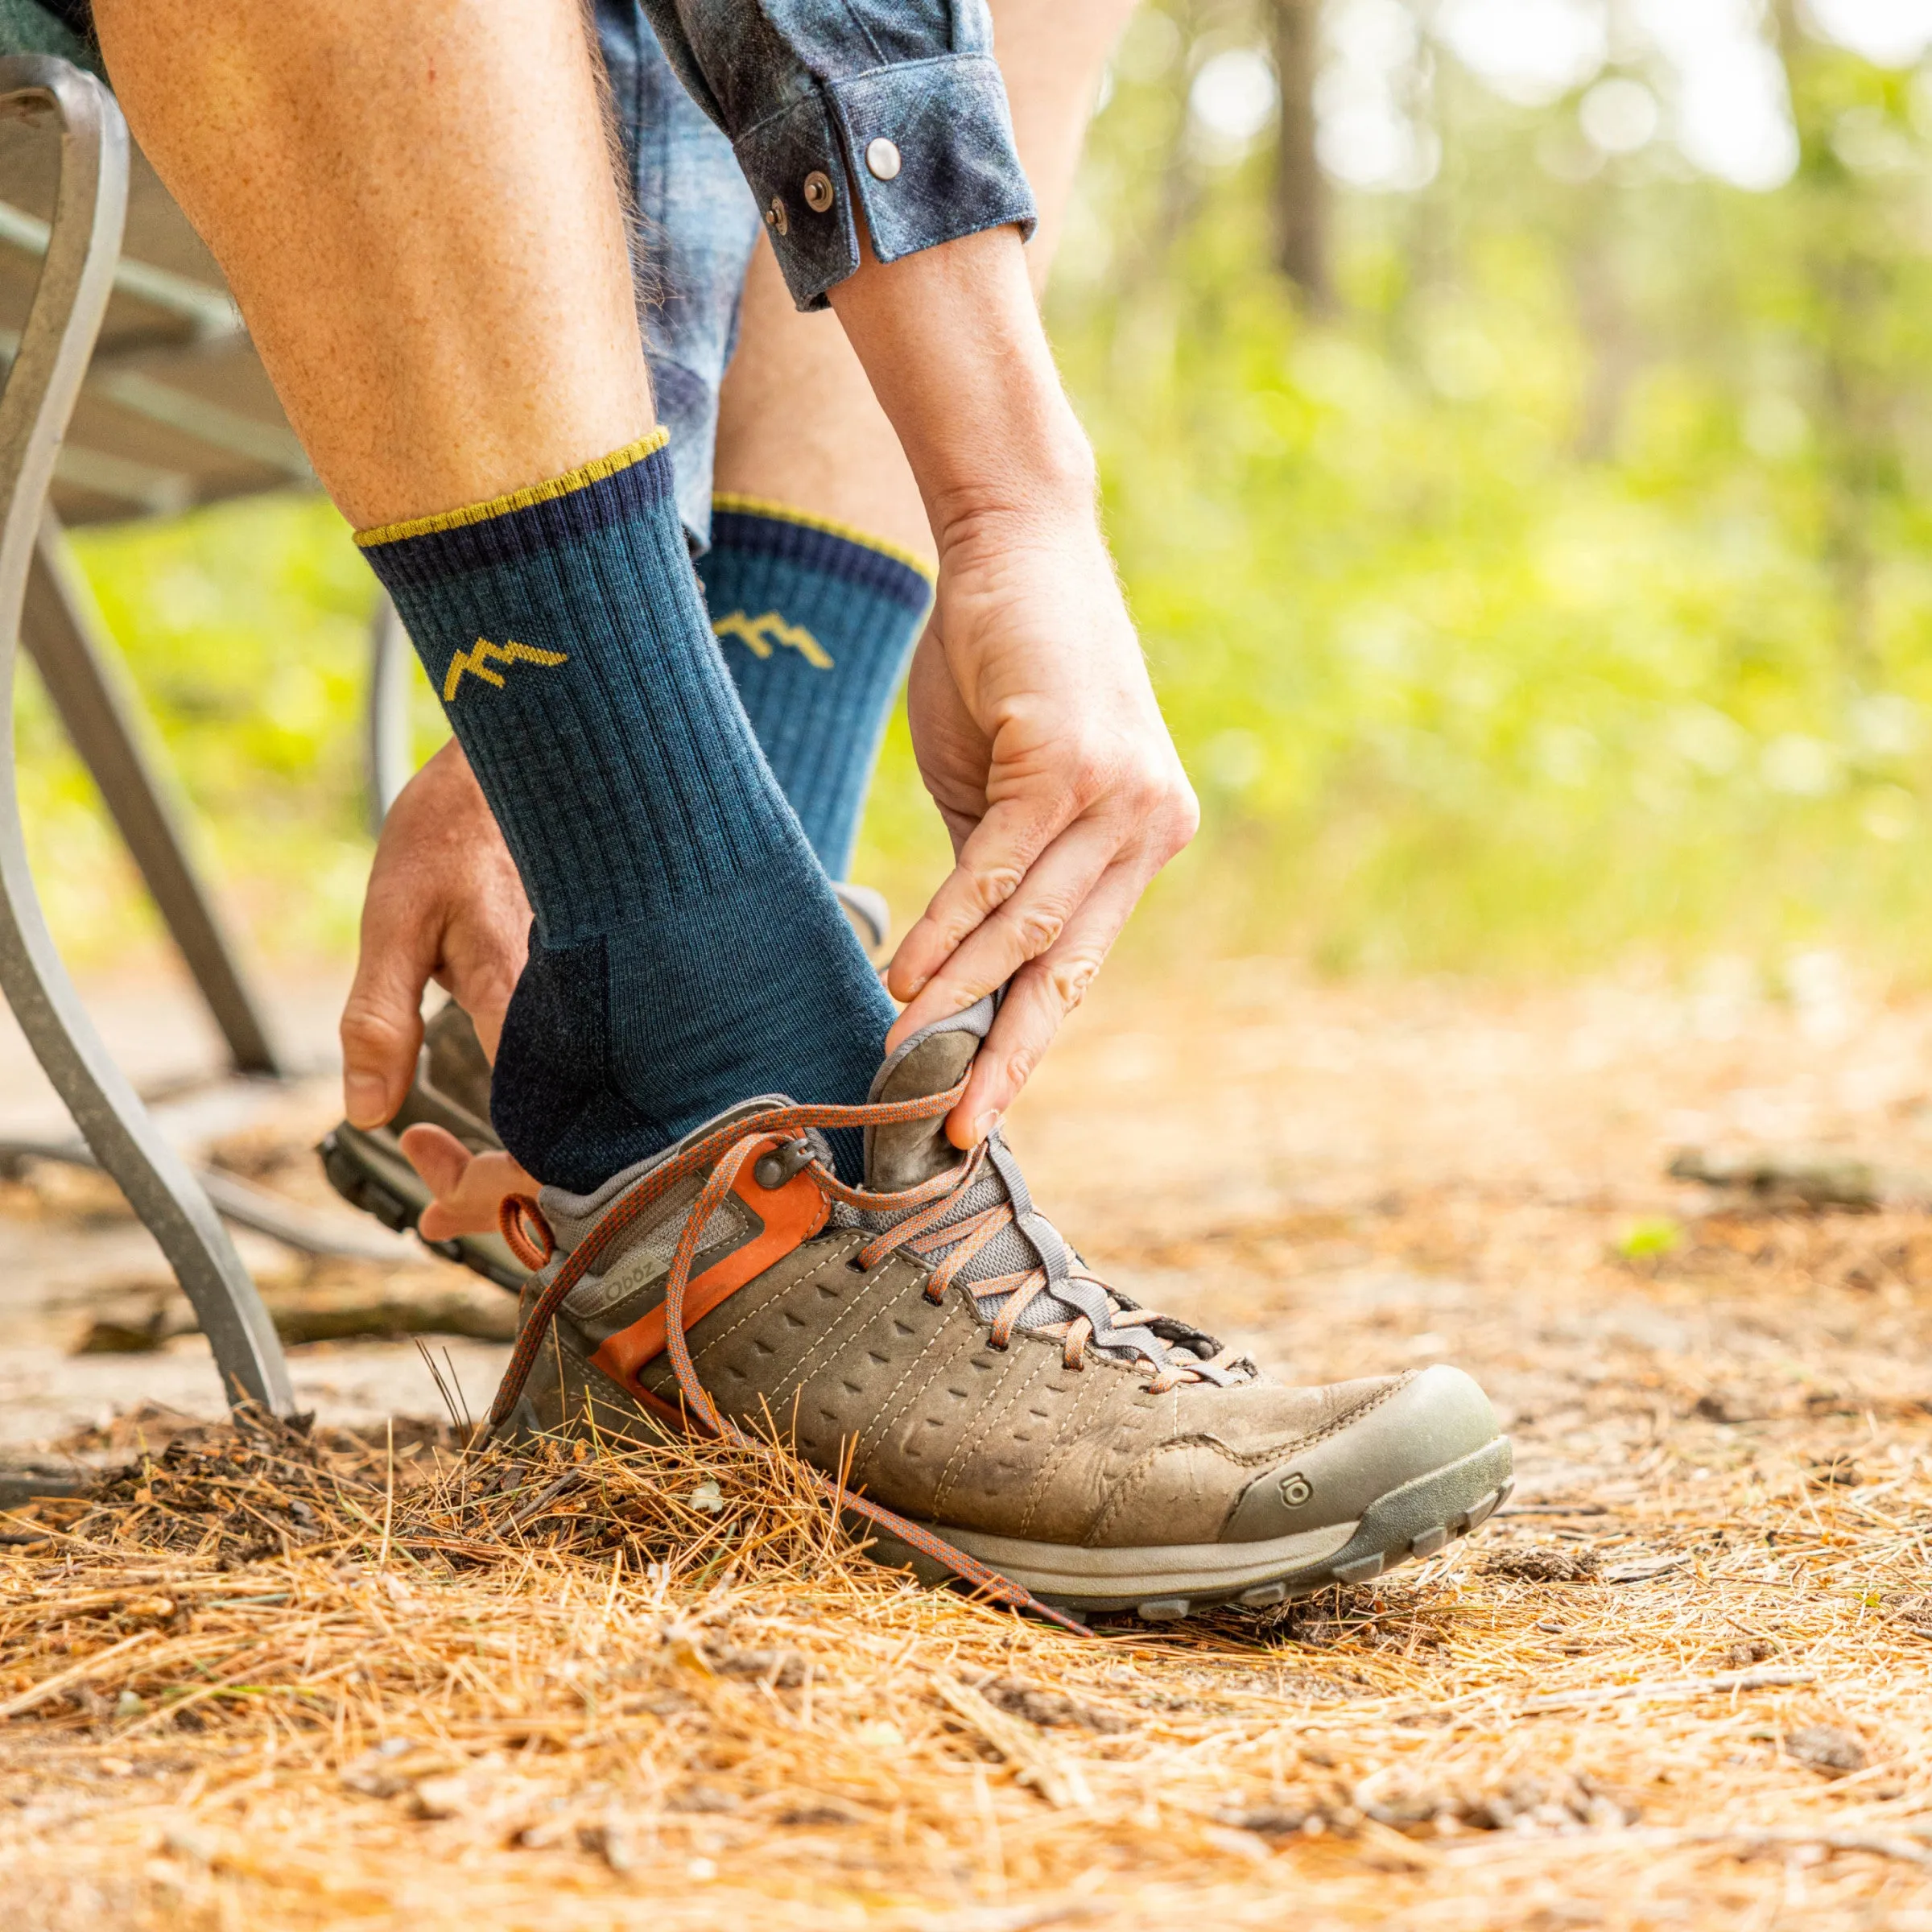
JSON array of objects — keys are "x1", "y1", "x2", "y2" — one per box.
[{"x1": 827, "y1": 225, "x2": 1094, "y2": 543}]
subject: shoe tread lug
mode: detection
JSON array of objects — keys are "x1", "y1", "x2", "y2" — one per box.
[{"x1": 1463, "y1": 1484, "x2": 1507, "y2": 1531}]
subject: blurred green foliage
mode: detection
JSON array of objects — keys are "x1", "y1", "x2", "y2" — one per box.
[
  {"x1": 28, "y1": 2, "x2": 1932, "y2": 976},
  {"x1": 25, "y1": 495, "x2": 436, "y2": 960}
]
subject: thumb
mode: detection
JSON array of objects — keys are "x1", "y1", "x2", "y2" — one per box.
[
  {"x1": 396, "y1": 1121, "x2": 471, "y2": 1200},
  {"x1": 401, "y1": 1128, "x2": 538, "y2": 1241},
  {"x1": 340, "y1": 905, "x2": 436, "y2": 1129}
]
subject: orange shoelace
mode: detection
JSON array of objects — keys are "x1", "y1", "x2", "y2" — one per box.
[{"x1": 484, "y1": 1078, "x2": 1235, "y2": 1633}]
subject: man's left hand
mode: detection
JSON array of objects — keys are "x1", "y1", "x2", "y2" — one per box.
[{"x1": 340, "y1": 736, "x2": 530, "y2": 1130}]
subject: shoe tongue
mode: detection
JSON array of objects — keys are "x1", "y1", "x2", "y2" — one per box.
[
  {"x1": 865, "y1": 995, "x2": 997, "y2": 1191},
  {"x1": 852, "y1": 997, "x2": 1236, "y2": 1379}
]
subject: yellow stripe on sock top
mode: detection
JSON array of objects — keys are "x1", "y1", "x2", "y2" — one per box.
[
  {"x1": 709, "y1": 493, "x2": 937, "y2": 586},
  {"x1": 354, "y1": 427, "x2": 671, "y2": 547}
]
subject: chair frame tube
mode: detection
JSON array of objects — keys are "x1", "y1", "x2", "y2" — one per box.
[{"x1": 0, "y1": 55, "x2": 295, "y2": 1417}]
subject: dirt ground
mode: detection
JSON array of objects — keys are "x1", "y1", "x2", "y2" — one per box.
[{"x1": 3, "y1": 953, "x2": 1932, "y2": 1930}]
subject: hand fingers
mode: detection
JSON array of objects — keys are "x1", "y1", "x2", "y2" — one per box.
[
  {"x1": 341, "y1": 884, "x2": 440, "y2": 1129},
  {"x1": 885, "y1": 815, "x2": 1117, "y2": 1053},
  {"x1": 399, "y1": 1125, "x2": 538, "y2": 1241},
  {"x1": 398, "y1": 1122, "x2": 471, "y2": 1199},
  {"x1": 442, "y1": 919, "x2": 527, "y2": 1063},
  {"x1": 430, "y1": 840, "x2": 530, "y2": 1061},
  {"x1": 886, "y1": 787, "x2": 1084, "y2": 1005},
  {"x1": 943, "y1": 861, "x2": 1145, "y2": 1147}
]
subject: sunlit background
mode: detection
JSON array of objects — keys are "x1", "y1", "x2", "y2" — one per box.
[{"x1": 27, "y1": 0, "x2": 1932, "y2": 987}]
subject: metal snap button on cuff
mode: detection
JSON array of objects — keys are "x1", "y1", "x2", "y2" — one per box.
[
  {"x1": 865, "y1": 138, "x2": 902, "y2": 181},
  {"x1": 765, "y1": 196, "x2": 789, "y2": 236},
  {"x1": 803, "y1": 170, "x2": 836, "y2": 213}
]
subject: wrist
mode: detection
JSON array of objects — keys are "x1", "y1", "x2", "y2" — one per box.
[{"x1": 828, "y1": 225, "x2": 1096, "y2": 543}]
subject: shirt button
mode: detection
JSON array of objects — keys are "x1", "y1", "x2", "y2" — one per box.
[
  {"x1": 765, "y1": 196, "x2": 789, "y2": 236},
  {"x1": 803, "y1": 170, "x2": 836, "y2": 213},
  {"x1": 865, "y1": 138, "x2": 902, "y2": 181}
]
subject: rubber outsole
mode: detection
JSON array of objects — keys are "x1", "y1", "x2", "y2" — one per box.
[{"x1": 847, "y1": 1435, "x2": 1514, "y2": 1620}]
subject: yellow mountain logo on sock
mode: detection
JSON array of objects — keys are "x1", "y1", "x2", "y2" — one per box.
[
  {"x1": 443, "y1": 638, "x2": 569, "y2": 701},
  {"x1": 712, "y1": 609, "x2": 834, "y2": 671}
]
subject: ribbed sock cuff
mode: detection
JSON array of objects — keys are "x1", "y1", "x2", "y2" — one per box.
[
  {"x1": 708, "y1": 494, "x2": 935, "y2": 608},
  {"x1": 359, "y1": 435, "x2": 803, "y2": 944},
  {"x1": 354, "y1": 429, "x2": 672, "y2": 583},
  {"x1": 700, "y1": 498, "x2": 931, "y2": 877}
]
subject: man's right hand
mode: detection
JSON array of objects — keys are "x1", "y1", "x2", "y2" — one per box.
[
  {"x1": 830, "y1": 225, "x2": 1199, "y2": 1152},
  {"x1": 340, "y1": 737, "x2": 530, "y2": 1130}
]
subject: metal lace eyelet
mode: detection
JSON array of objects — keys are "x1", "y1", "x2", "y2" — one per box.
[{"x1": 755, "y1": 1139, "x2": 815, "y2": 1190}]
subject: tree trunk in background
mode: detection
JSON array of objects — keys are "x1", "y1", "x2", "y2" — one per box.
[
  {"x1": 1268, "y1": 0, "x2": 1334, "y2": 312},
  {"x1": 1572, "y1": 212, "x2": 1637, "y2": 463},
  {"x1": 1767, "y1": 0, "x2": 1880, "y2": 670}
]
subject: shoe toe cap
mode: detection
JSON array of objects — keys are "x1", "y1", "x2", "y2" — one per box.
[{"x1": 1220, "y1": 1363, "x2": 1501, "y2": 1543}]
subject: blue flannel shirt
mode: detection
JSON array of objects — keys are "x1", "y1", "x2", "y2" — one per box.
[
  {"x1": 636, "y1": 0, "x2": 1035, "y2": 310},
  {"x1": 600, "y1": 2, "x2": 1034, "y2": 546}
]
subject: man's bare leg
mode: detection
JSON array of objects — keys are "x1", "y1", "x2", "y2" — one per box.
[{"x1": 94, "y1": 0, "x2": 649, "y2": 529}]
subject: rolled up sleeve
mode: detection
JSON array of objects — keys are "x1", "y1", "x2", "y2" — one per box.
[{"x1": 638, "y1": 0, "x2": 1038, "y2": 309}]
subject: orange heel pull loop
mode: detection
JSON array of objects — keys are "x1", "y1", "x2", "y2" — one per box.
[{"x1": 500, "y1": 1193, "x2": 555, "y2": 1271}]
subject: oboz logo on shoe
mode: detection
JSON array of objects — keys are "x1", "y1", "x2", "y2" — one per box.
[{"x1": 1279, "y1": 1472, "x2": 1313, "y2": 1508}]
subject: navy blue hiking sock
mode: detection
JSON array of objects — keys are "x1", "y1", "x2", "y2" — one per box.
[
  {"x1": 698, "y1": 497, "x2": 933, "y2": 879},
  {"x1": 357, "y1": 433, "x2": 898, "y2": 1190}
]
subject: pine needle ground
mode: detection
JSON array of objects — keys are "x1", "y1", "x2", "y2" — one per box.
[{"x1": 5, "y1": 966, "x2": 1932, "y2": 1930}]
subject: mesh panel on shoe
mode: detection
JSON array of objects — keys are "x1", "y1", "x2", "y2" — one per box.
[{"x1": 563, "y1": 1195, "x2": 750, "y2": 1321}]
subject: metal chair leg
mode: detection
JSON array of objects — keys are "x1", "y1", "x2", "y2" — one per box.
[
  {"x1": 365, "y1": 590, "x2": 411, "y2": 829},
  {"x1": 23, "y1": 508, "x2": 283, "y2": 1076},
  {"x1": 0, "y1": 56, "x2": 294, "y2": 1417}
]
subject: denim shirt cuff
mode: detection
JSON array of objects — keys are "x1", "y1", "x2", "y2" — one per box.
[{"x1": 733, "y1": 52, "x2": 1038, "y2": 311}]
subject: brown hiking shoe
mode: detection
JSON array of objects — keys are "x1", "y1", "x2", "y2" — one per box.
[{"x1": 486, "y1": 998, "x2": 1512, "y2": 1621}]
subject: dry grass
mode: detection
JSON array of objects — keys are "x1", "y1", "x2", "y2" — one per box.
[
  {"x1": 7, "y1": 968, "x2": 1932, "y2": 1929},
  {"x1": 2, "y1": 1352, "x2": 1930, "y2": 1932}
]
